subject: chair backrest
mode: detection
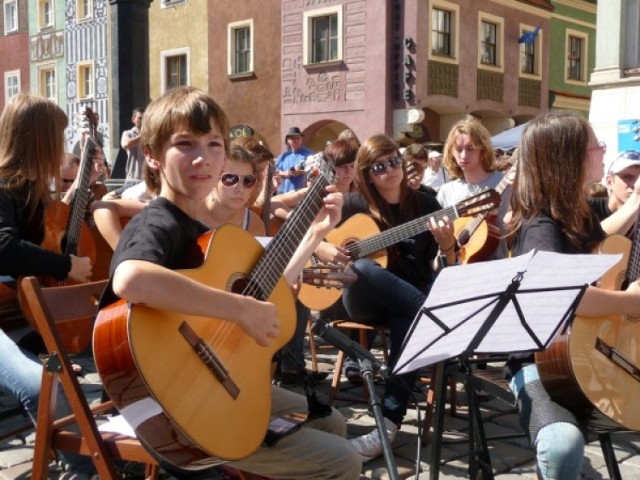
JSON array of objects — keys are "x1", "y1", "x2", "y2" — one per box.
[
  {"x1": 26, "y1": 277, "x2": 108, "y2": 354},
  {"x1": 18, "y1": 276, "x2": 131, "y2": 479}
]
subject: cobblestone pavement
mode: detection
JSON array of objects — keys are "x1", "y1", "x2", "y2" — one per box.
[{"x1": 1, "y1": 338, "x2": 639, "y2": 479}]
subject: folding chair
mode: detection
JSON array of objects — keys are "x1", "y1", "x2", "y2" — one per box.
[{"x1": 19, "y1": 276, "x2": 160, "y2": 480}]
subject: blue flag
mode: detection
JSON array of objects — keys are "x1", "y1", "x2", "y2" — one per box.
[{"x1": 518, "y1": 25, "x2": 541, "y2": 45}]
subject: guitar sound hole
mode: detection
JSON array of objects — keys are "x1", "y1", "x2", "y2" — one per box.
[{"x1": 230, "y1": 276, "x2": 266, "y2": 301}]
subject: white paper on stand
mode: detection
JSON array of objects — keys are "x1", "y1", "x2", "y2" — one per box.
[{"x1": 393, "y1": 250, "x2": 622, "y2": 375}]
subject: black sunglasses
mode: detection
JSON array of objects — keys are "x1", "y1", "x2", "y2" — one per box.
[
  {"x1": 369, "y1": 157, "x2": 404, "y2": 176},
  {"x1": 220, "y1": 173, "x2": 257, "y2": 189}
]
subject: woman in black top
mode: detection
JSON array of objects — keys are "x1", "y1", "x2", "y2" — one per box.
[
  {"x1": 341, "y1": 134, "x2": 456, "y2": 463},
  {"x1": 506, "y1": 111, "x2": 640, "y2": 480},
  {"x1": 0, "y1": 93, "x2": 95, "y2": 476}
]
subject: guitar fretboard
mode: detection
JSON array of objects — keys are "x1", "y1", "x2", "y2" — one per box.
[
  {"x1": 247, "y1": 158, "x2": 334, "y2": 299},
  {"x1": 348, "y1": 205, "x2": 459, "y2": 259}
]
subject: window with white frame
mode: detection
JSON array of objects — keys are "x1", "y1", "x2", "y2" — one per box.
[
  {"x1": 480, "y1": 21, "x2": 497, "y2": 65},
  {"x1": 161, "y1": 48, "x2": 189, "y2": 92},
  {"x1": 432, "y1": 8, "x2": 452, "y2": 56},
  {"x1": 566, "y1": 30, "x2": 588, "y2": 83},
  {"x1": 519, "y1": 24, "x2": 542, "y2": 78},
  {"x1": 4, "y1": 70, "x2": 20, "y2": 104},
  {"x1": 76, "y1": 0, "x2": 92, "y2": 21},
  {"x1": 303, "y1": 6, "x2": 342, "y2": 65},
  {"x1": 227, "y1": 19, "x2": 253, "y2": 76},
  {"x1": 77, "y1": 62, "x2": 94, "y2": 99},
  {"x1": 477, "y1": 12, "x2": 503, "y2": 70},
  {"x1": 429, "y1": 1, "x2": 459, "y2": 63},
  {"x1": 4, "y1": 0, "x2": 18, "y2": 34},
  {"x1": 39, "y1": 66, "x2": 56, "y2": 101},
  {"x1": 38, "y1": 0, "x2": 53, "y2": 29}
]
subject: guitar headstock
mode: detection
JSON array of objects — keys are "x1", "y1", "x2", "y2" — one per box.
[
  {"x1": 455, "y1": 188, "x2": 501, "y2": 217},
  {"x1": 302, "y1": 264, "x2": 357, "y2": 290},
  {"x1": 305, "y1": 152, "x2": 336, "y2": 186}
]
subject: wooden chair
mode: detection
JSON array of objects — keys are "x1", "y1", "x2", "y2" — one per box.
[
  {"x1": 19, "y1": 276, "x2": 161, "y2": 480},
  {"x1": 324, "y1": 320, "x2": 389, "y2": 405}
]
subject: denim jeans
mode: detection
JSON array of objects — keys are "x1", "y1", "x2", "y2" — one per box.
[
  {"x1": 509, "y1": 364, "x2": 584, "y2": 480},
  {"x1": 342, "y1": 259, "x2": 427, "y2": 424},
  {"x1": 0, "y1": 330, "x2": 95, "y2": 474},
  {"x1": 0, "y1": 329, "x2": 42, "y2": 421}
]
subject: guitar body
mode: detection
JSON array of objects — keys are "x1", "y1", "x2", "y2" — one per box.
[
  {"x1": 42, "y1": 200, "x2": 97, "y2": 269},
  {"x1": 454, "y1": 214, "x2": 500, "y2": 264},
  {"x1": 0, "y1": 281, "x2": 28, "y2": 331},
  {"x1": 536, "y1": 235, "x2": 640, "y2": 430},
  {"x1": 93, "y1": 226, "x2": 296, "y2": 467},
  {"x1": 298, "y1": 213, "x2": 384, "y2": 311}
]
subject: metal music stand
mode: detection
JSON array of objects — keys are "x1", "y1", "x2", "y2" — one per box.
[{"x1": 392, "y1": 250, "x2": 622, "y2": 479}]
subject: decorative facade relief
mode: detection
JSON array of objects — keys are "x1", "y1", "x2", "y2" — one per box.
[{"x1": 30, "y1": 30, "x2": 64, "y2": 61}]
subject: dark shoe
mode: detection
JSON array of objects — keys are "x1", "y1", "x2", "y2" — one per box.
[
  {"x1": 278, "y1": 370, "x2": 328, "y2": 386},
  {"x1": 344, "y1": 359, "x2": 363, "y2": 384}
]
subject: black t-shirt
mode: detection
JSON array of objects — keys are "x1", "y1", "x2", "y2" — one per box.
[
  {"x1": 341, "y1": 190, "x2": 441, "y2": 292},
  {"x1": 505, "y1": 210, "x2": 606, "y2": 378},
  {"x1": 0, "y1": 183, "x2": 70, "y2": 280},
  {"x1": 99, "y1": 197, "x2": 210, "y2": 308}
]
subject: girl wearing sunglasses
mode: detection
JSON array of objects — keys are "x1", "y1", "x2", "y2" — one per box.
[
  {"x1": 337, "y1": 133, "x2": 456, "y2": 463},
  {"x1": 199, "y1": 144, "x2": 266, "y2": 236}
]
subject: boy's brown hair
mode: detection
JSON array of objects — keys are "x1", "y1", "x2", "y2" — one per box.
[{"x1": 141, "y1": 86, "x2": 230, "y2": 160}]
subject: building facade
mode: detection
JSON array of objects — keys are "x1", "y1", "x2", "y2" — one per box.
[
  {"x1": 1, "y1": 0, "x2": 30, "y2": 112},
  {"x1": 589, "y1": 0, "x2": 640, "y2": 162},
  {"x1": 63, "y1": 0, "x2": 110, "y2": 156},
  {"x1": 548, "y1": 0, "x2": 597, "y2": 115}
]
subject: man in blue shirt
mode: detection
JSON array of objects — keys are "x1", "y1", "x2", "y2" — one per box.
[{"x1": 275, "y1": 126, "x2": 315, "y2": 193}]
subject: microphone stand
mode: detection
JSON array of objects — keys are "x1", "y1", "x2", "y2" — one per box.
[
  {"x1": 359, "y1": 358, "x2": 400, "y2": 480},
  {"x1": 311, "y1": 318, "x2": 400, "y2": 479}
]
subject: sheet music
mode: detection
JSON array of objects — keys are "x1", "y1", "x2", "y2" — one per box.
[
  {"x1": 393, "y1": 250, "x2": 622, "y2": 375},
  {"x1": 97, "y1": 414, "x2": 136, "y2": 438}
]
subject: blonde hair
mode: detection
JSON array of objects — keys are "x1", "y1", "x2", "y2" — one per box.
[
  {"x1": 442, "y1": 118, "x2": 495, "y2": 179},
  {"x1": 0, "y1": 93, "x2": 68, "y2": 215}
]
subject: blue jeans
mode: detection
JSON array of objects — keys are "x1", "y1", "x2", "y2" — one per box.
[
  {"x1": 0, "y1": 329, "x2": 42, "y2": 421},
  {"x1": 342, "y1": 259, "x2": 427, "y2": 424},
  {"x1": 0, "y1": 329, "x2": 94, "y2": 474},
  {"x1": 509, "y1": 364, "x2": 584, "y2": 480}
]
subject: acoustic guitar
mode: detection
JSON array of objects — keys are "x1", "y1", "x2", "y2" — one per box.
[
  {"x1": 298, "y1": 188, "x2": 501, "y2": 311},
  {"x1": 453, "y1": 160, "x2": 517, "y2": 264},
  {"x1": 536, "y1": 232, "x2": 640, "y2": 431},
  {"x1": 93, "y1": 156, "x2": 336, "y2": 469},
  {"x1": 17, "y1": 108, "x2": 100, "y2": 351}
]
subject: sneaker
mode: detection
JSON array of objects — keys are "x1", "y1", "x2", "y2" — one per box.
[
  {"x1": 349, "y1": 417, "x2": 398, "y2": 463},
  {"x1": 344, "y1": 359, "x2": 363, "y2": 384}
]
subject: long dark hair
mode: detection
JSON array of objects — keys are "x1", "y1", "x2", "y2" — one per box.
[
  {"x1": 354, "y1": 134, "x2": 421, "y2": 227},
  {"x1": 507, "y1": 111, "x2": 593, "y2": 249},
  {"x1": 0, "y1": 93, "x2": 68, "y2": 216}
]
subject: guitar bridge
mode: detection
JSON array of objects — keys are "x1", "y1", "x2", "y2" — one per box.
[
  {"x1": 595, "y1": 337, "x2": 640, "y2": 383},
  {"x1": 179, "y1": 321, "x2": 240, "y2": 399}
]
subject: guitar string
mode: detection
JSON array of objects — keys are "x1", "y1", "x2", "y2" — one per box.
[{"x1": 207, "y1": 166, "x2": 334, "y2": 349}]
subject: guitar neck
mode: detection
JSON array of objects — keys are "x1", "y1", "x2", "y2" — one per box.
[
  {"x1": 349, "y1": 204, "x2": 459, "y2": 259},
  {"x1": 456, "y1": 166, "x2": 515, "y2": 244},
  {"x1": 261, "y1": 163, "x2": 275, "y2": 232},
  {"x1": 248, "y1": 163, "x2": 334, "y2": 299},
  {"x1": 64, "y1": 138, "x2": 96, "y2": 256},
  {"x1": 626, "y1": 210, "x2": 640, "y2": 282}
]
